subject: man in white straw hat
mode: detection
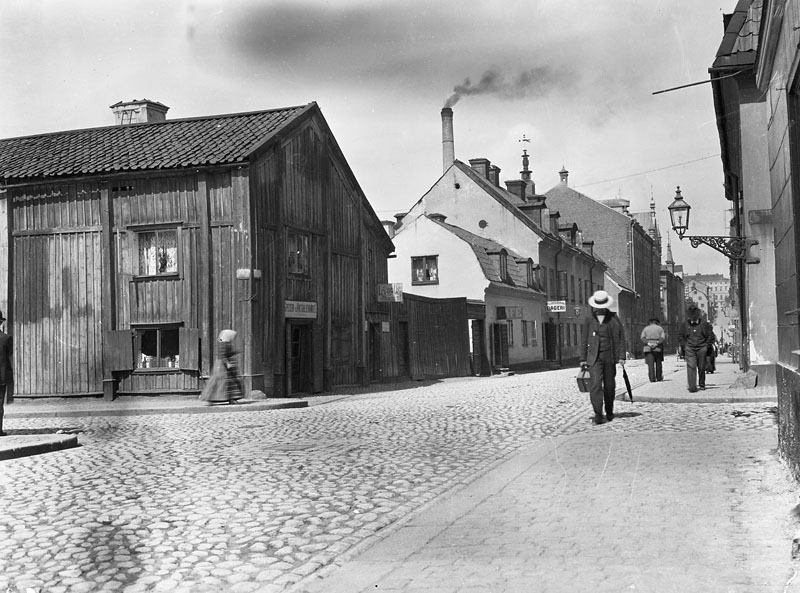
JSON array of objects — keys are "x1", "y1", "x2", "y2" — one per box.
[{"x1": 580, "y1": 290, "x2": 627, "y2": 425}]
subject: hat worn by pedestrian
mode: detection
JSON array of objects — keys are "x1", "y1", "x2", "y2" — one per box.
[
  {"x1": 687, "y1": 305, "x2": 701, "y2": 320},
  {"x1": 588, "y1": 290, "x2": 614, "y2": 309},
  {"x1": 0, "y1": 310, "x2": 6, "y2": 322},
  {"x1": 218, "y1": 329, "x2": 237, "y2": 343}
]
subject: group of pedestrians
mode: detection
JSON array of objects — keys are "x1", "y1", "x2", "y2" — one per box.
[{"x1": 579, "y1": 290, "x2": 718, "y2": 425}]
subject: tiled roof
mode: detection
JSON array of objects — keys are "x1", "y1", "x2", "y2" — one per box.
[
  {"x1": 0, "y1": 103, "x2": 313, "y2": 182},
  {"x1": 713, "y1": 0, "x2": 761, "y2": 69}
]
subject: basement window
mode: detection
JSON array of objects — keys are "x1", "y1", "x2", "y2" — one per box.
[{"x1": 135, "y1": 325, "x2": 180, "y2": 369}]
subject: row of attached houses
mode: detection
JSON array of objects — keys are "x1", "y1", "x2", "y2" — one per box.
[
  {"x1": 385, "y1": 107, "x2": 685, "y2": 370},
  {"x1": 388, "y1": 108, "x2": 616, "y2": 371},
  {"x1": 545, "y1": 176, "x2": 666, "y2": 357},
  {"x1": 706, "y1": 0, "x2": 800, "y2": 475}
]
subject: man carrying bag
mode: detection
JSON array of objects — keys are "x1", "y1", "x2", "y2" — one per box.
[{"x1": 580, "y1": 290, "x2": 627, "y2": 425}]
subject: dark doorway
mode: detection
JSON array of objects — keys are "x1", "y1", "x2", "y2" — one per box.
[
  {"x1": 288, "y1": 323, "x2": 311, "y2": 394},
  {"x1": 492, "y1": 323, "x2": 509, "y2": 369},
  {"x1": 470, "y1": 319, "x2": 486, "y2": 376},
  {"x1": 368, "y1": 323, "x2": 382, "y2": 382},
  {"x1": 398, "y1": 321, "x2": 411, "y2": 378},
  {"x1": 544, "y1": 321, "x2": 557, "y2": 361}
]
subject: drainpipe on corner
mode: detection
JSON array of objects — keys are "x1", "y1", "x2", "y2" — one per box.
[{"x1": 554, "y1": 238, "x2": 565, "y2": 368}]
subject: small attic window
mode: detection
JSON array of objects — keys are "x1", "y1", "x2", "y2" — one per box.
[{"x1": 499, "y1": 250, "x2": 509, "y2": 283}]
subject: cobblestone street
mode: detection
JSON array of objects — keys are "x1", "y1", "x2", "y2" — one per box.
[{"x1": 0, "y1": 358, "x2": 797, "y2": 592}]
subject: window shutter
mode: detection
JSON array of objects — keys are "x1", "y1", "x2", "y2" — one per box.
[
  {"x1": 179, "y1": 328, "x2": 200, "y2": 371},
  {"x1": 104, "y1": 330, "x2": 133, "y2": 371}
]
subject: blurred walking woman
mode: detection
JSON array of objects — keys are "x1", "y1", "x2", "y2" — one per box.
[{"x1": 199, "y1": 329, "x2": 244, "y2": 404}]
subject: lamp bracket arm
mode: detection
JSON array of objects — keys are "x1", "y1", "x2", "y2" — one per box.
[{"x1": 684, "y1": 235, "x2": 759, "y2": 263}]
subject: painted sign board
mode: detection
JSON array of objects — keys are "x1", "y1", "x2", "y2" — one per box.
[
  {"x1": 377, "y1": 283, "x2": 403, "y2": 302},
  {"x1": 546, "y1": 300, "x2": 567, "y2": 313},
  {"x1": 285, "y1": 301, "x2": 318, "y2": 318}
]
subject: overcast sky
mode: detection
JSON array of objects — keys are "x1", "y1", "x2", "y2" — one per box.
[{"x1": 1, "y1": 0, "x2": 736, "y2": 276}]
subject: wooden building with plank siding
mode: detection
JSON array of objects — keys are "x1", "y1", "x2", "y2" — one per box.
[
  {"x1": 0, "y1": 100, "x2": 394, "y2": 399},
  {"x1": 368, "y1": 293, "x2": 481, "y2": 382}
]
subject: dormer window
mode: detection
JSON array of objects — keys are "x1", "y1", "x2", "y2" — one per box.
[
  {"x1": 499, "y1": 250, "x2": 509, "y2": 282},
  {"x1": 532, "y1": 263, "x2": 542, "y2": 290}
]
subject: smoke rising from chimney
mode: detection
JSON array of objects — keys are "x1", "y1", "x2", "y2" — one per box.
[{"x1": 444, "y1": 66, "x2": 559, "y2": 108}]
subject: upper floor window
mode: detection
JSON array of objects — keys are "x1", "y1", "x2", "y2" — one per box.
[
  {"x1": 138, "y1": 228, "x2": 178, "y2": 276},
  {"x1": 288, "y1": 231, "x2": 311, "y2": 275},
  {"x1": 412, "y1": 255, "x2": 439, "y2": 284},
  {"x1": 525, "y1": 260, "x2": 538, "y2": 289},
  {"x1": 499, "y1": 250, "x2": 509, "y2": 283}
]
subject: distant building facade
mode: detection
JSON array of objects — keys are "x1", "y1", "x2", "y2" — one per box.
[
  {"x1": 545, "y1": 170, "x2": 662, "y2": 357},
  {"x1": 388, "y1": 108, "x2": 605, "y2": 371}
]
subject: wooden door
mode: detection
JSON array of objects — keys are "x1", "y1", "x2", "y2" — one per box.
[
  {"x1": 288, "y1": 322, "x2": 311, "y2": 394},
  {"x1": 492, "y1": 323, "x2": 509, "y2": 368}
]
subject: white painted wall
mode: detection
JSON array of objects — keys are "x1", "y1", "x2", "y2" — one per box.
[
  {"x1": 403, "y1": 165, "x2": 542, "y2": 260},
  {"x1": 388, "y1": 215, "x2": 488, "y2": 300},
  {"x1": 740, "y1": 96, "x2": 778, "y2": 370}
]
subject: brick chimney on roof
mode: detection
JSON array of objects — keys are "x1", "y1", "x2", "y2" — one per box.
[
  {"x1": 441, "y1": 107, "x2": 455, "y2": 172},
  {"x1": 489, "y1": 165, "x2": 501, "y2": 187},
  {"x1": 469, "y1": 158, "x2": 491, "y2": 180},
  {"x1": 111, "y1": 99, "x2": 169, "y2": 125}
]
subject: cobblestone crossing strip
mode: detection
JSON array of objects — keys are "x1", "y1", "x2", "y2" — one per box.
[{"x1": 0, "y1": 361, "x2": 795, "y2": 593}]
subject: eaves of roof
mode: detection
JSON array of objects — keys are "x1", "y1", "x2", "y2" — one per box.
[
  {"x1": 711, "y1": 0, "x2": 760, "y2": 71},
  {"x1": 605, "y1": 267, "x2": 634, "y2": 294}
]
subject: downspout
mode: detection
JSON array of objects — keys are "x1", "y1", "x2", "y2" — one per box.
[
  {"x1": 734, "y1": 188, "x2": 748, "y2": 371},
  {"x1": 554, "y1": 238, "x2": 564, "y2": 368}
]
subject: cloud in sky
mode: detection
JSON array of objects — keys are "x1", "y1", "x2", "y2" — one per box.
[{"x1": 0, "y1": 0, "x2": 735, "y2": 274}]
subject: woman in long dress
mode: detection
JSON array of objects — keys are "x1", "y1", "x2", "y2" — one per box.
[{"x1": 199, "y1": 329, "x2": 244, "y2": 404}]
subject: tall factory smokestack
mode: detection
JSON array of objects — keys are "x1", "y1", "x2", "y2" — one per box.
[{"x1": 441, "y1": 107, "x2": 455, "y2": 173}]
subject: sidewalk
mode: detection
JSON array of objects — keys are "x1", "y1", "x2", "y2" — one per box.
[
  {"x1": 0, "y1": 396, "x2": 307, "y2": 461},
  {"x1": 615, "y1": 355, "x2": 777, "y2": 404},
  {"x1": 293, "y1": 428, "x2": 799, "y2": 593}
]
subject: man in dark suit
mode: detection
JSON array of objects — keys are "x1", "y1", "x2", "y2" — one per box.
[
  {"x1": 678, "y1": 304, "x2": 714, "y2": 393},
  {"x1": 580, "y1": 290, "x2": 627, "y2": 425},
  {"x1": 0, "y1": 311, "x2": 13, "y2": 436}
]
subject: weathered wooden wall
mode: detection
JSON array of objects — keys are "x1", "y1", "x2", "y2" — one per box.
[
  {"x1": 6, "y1": 107, "x2": 394, "y2": 398},
  {"x1": 379, "y1": 294, "x2": 473, "y2": 381},
  {"x1": 11, "y1": 182, "x2": 105, "y2": 395}
]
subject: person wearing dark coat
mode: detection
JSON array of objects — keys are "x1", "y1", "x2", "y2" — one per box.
[
  {"x1": 678, "y1": 305, "x2": 715, "y2": 392},
  {"x1": 199, "y1": 329, "x2": 244, "y2": 405},
  {"x1": 640, "y1": 317, "x2": 666, "y2": 382},
  {"x1": 705, "y1": 331, "x2": 718, "y2": 373},
  {"x1": 0, "y1": 311, "x2": 13, "y2": 436},
  {"x1": 580, "y1": 290, "x2": 627, "y2": 425}
]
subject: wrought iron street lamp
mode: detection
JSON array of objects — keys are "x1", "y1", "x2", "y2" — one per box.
[{"x1": 667, "y1": 186, "x2": 758, "y2": 262}]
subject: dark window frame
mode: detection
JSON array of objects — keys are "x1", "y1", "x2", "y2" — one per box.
[
  {"x1": 411, "y1": 255, "x2": 439, "y2": 285},
  {"x1": 132, "y1": 323, "x2": 183, "y2": 371},
  {"x1": 132, "y1": 224, "x2": 182, "y2": 279},
  {"x1": 288, "y1": 230, "x2": 312, "y2": 277}
]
